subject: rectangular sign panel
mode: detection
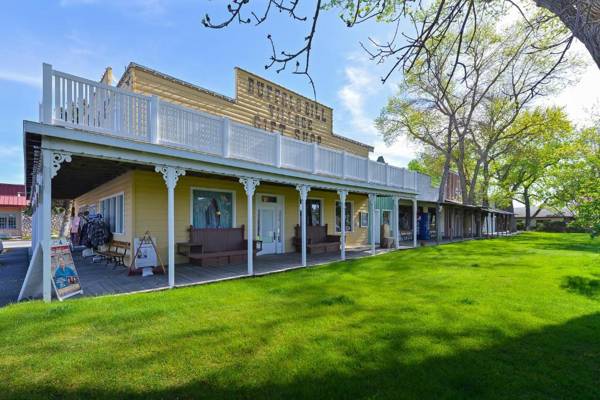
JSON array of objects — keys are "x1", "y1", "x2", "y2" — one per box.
[{"x1": 51, "y1": 245, "x2": 83, "y2": 300}]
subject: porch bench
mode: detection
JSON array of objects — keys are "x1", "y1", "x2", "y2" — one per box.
[
  {"x1": 177, "y1": 225, "x2": 262, "y2": 267},
  {"x1": 292, "y1": 224, "x2": 340, "y2": 254},
  {"x1": 97, "y1": 240, "x2": 130, "y2": 269}
]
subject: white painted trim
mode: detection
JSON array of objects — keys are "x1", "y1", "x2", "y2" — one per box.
[
  {"x1": 98, "y1": 191, "x2": 126, "y2": 235},
  {"x1": 335, "y1": 200, "x2": 354, "y2": 233},
  {"x1": 255, "y1": 192, "x2": 286, "y2": 254},
  {"x1": 189, "y1": 186, "x2": 237, "y2": 228},
  {"x1": 29, "y1": 122, "x2": 417, "y2": 197}
]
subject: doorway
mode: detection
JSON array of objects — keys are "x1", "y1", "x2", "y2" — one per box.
[{"x1": 256, "y1": 194, "x2": 285, "y2": 255}]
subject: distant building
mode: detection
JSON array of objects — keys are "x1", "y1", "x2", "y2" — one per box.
[
  {"x1": 514, "y1": 206, "x2": 574, "y2": 227},
  {"x1": 0, "y1": 184, "x2": 28, "y2": 238}
]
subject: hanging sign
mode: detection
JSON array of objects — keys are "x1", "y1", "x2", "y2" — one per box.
[{"x1": 51, "y1": 244, "x2": 83, "y2": 300}]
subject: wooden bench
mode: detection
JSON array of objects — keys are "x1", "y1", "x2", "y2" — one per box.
[
  {"x1": 292, "y1": 224, "x2": 340, "y2": 254},
  {"x1": 97, "y1": 240, "x2": 130, "y2": 269},
  {"x1": 177, "y1": 225, "x2": 262, "y2": 267}
]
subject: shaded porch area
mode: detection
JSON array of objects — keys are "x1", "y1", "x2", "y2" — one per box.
[{"x1": 73, "y1": 246, "x2": 408, "y2": 297}]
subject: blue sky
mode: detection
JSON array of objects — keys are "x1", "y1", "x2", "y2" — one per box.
[{"x1": 1, "y1": 1, "x2": 598, "y2": 185}]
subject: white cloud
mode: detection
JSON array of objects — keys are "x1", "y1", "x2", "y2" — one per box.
[
  {"x1": 551, "y1": 41, "x2": 600, "y2": 126},
  {"x1": 337, "y1": 58, "x2": 418, "y2": 167},
  {"x1": 0, "y1": 71, "x2": 40, "y2": 87}
]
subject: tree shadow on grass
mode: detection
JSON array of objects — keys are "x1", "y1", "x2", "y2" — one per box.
[
  {"x1": 562, "y1": 276, "x2": 600, "y2": 299},
  {"x1": 4, "y1": 313, "x2": 599, "y2": 400}
]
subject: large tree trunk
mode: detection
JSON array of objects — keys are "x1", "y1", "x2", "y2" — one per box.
[
  {"x1": 437, "y1": 155, "x2": 452, "y2": 243},
  {"x1": 536, "y1": 0, "x2": 600, "y2": 69},
  {"x1": 523, "y1": 187, "x2": 532, "y2": 230},
  {"x1": 481, "y1": 162, "x2": 491, "y2": 208}
]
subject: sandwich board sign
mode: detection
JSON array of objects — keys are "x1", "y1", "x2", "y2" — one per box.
[{"x1": 51, "y1": 244, "x2": 83, "y2": 300}]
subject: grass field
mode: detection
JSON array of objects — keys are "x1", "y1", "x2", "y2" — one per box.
[{"x1": 1, "y1": 232, "x2": 599, "y2": 399}]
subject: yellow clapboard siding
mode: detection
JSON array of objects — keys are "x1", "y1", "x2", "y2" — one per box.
[{"x1": 74, "y1": 170, "x2": 370, "y2": 263}]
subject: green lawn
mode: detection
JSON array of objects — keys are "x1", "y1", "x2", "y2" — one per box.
[{"x1": 1, "y1": 232, "x2": 599, "y2": 399}]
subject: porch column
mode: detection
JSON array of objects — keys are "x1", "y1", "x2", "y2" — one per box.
[
  {"x1": 296, "y1": 184, "x2": 311, "y2": 266},
  {"x1": 392, "y1": 196, "x2": 400, "y2": 249},
  {"x1": 368, "y1": 193, "x2": 377, "y2": 254},
  {"x1": 337, "y1": 190, "x2": 348, "y2": 260},
  {"x1": 156, "y1": 165, "x2": 186, "y2": 288},
  {"x1": 412, "y1": 198, "x2": 418, "y2": 248},
  {"x1": 42, "y1": 150, "x2": 71, "y2": 302},
  {"x1": 240, "y1": 177, "x2": 260, "y2": 275}
]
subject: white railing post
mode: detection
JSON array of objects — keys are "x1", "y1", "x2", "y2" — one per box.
[
  {"x1": 312, "y1": 142, "x2": 318, "y2": 174},
  {"x1": 385, "y1": 165, "x2": 390, "y2": 186},
  {"x1": 42, "y1": 63, "x2": 53, "y2": 124},
  {"x1": 223, "y1": 117, "x2": 231, "y2": 158},
  {"x1": 150, "y1": 95, "x2": 160, "y2": 144},
  {"x1": 342, "y1": 151, "x2": 347, "y2": 179},
  {"x1": 366, "y1": 159, "x2": 371, "y2": 182},
  {"x1": 275, "y1": 133, "x2": 282, "y2": 167}
]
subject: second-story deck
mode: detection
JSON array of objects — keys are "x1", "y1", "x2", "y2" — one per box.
[{"x1": 38, "y1": 64, "x2": 417, "y2": 195}]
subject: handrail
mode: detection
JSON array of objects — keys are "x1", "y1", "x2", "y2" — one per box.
[{"x1": 41, "y1": 63, "x2": 418, "y2": 192}]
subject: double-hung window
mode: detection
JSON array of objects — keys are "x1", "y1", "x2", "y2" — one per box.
[
  {"x1": 335, "y1": 201, "x2": 353, "y2": 233},
  {"x1": 100, "y1": 193, "x2": 124, "y2": 234}
]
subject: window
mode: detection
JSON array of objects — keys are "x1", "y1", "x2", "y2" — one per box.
[
  {"x1": 359, "y1": 212, "x2": 369, "y2": 228},
  {"x1": 0, "y1": 216, "x2": 6, "y2": 229},
  {"x1": 100, "y1": 193, "x2": 124, "y2": 234},
  {"x1": 382, "y1": 210, "x2": 392, "y2": 226},
  {"x1": 192, "y1": 189, "x2": 234, "y2": 229},
  {"x1": 335, "y1": 201, "x2": 353, "y2": 233},
  {"x1": 7, "y1": 215, "x2": 16, "y2": 229},
  {"x1": 305, "y1": 199, "x2": 322, "y2": 226}
]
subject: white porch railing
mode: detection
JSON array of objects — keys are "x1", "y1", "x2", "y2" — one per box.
[{"x1": 40, "y1": 64, "x2": 418, "y2": 192}]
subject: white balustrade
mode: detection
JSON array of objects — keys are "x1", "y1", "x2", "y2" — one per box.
[
  {"x1": 368, "y1": 160, "x2": 387, "y2": 185},
  {"x1": 280, "y1": 136, "x2": 313, "y2": 172},
  {"x1": 42, "y1": 64, "x2": 419, "y2": 193},
  {"x1": 316, "y1": 147, "x2": 343, "y2": 177},
  {"x1": 51, "y1": 70, "x2": 151, "y2": 140},
  {"x1": 344, "y1": 153, "x2": 368, "y2": 181},
  {"x1": 158, "y1": 102, "x2": 224, "y2": 155},
  {"x1": 229, "y1": 122, "x2": 277, "y2": 165}
]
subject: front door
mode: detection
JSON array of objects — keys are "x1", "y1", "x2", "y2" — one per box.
[{"x1": 256, "y1": 194, "x2": 284, "y2": 255}]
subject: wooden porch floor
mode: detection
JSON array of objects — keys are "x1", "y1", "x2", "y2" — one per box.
[{"x1": 74, "y1": 245, "x2": 412, "y2": 298}]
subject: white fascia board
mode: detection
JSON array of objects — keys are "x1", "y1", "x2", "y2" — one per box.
[{"x1": 27, "y1": 121, "x2": 417, "y2": 199}]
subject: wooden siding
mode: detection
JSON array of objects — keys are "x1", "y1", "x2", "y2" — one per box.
[
  {"x1": 124, "y1": 66, "x2": 371, "y2": 157},
  {"x1": 73, "y1": 171, "x2": 134, "y2": 246}
]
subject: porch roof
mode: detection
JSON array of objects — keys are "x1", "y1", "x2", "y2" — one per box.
[{"x1": 24, "y1": 121, "x2": 418, "y2": 201}]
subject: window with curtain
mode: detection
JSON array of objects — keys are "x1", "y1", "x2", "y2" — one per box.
[
  {"x1": 335, "y1": 201, "x2": 352, "y2": 233},
  {"x1": 192, "y1": 189, "x2": 234, "y2": 228},
  {"x1": 100, "y1": 193, "x2": 124, "y2": 234},
  {"x1": 306, "y1": 199, "x2": 322, "y2": 226}
]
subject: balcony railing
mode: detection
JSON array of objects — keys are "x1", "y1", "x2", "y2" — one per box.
[{"x1": 40, "y1": 64, "x2": 417, "y2": 192}]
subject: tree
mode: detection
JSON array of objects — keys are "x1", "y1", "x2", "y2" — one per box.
[
  {"x1": 376, "y1": 7, "x2": 572, "y2": 207},
  {"x1": 494, "y1": 107, "x2": 573, "y2": 230},
  {"x1": 202, "y1": 0, "x2": 593, "y2": 94},
  {"x1": 548, "y1": 126, "x2": 600, "y2": 236}
]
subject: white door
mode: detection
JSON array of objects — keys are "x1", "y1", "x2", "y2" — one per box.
[
  {"x1": 256, "y1": 195, "x2": 284, "y2": 255},
  {"x1": 373, "y1": 209, "x2": 381, "y2": 244}
]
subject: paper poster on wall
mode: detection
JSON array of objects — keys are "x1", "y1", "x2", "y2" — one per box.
[
  {"x1": 51, "y1": 245, "x2": 83, "y2": 300},
  {"x1": 133, "y1": 236, "x2": 158, "y2": 268}
]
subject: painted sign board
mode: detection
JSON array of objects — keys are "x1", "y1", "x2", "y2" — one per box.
[{"x1": 51, "y1": 244, "x2": 83, "y2": 300}]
